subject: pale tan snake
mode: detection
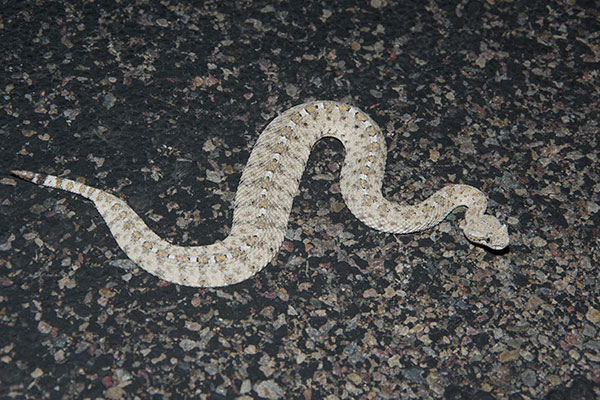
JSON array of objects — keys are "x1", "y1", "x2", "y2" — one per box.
[{"x1": 12, "y1": 101, "x2": 509, "y2": 287}]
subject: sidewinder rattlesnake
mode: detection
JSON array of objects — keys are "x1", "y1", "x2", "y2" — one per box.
[{"x1": 12, "y1": 101, "x2": 509, "y2": 287}]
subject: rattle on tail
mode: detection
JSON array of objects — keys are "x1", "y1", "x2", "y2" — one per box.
[{"x1": 12, "y1": 101, "x2": 509, "y2": 287}]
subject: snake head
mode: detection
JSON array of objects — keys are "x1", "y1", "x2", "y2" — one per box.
[{"x1": 460, "y1": 215, "x2": 509, "y2": 250}]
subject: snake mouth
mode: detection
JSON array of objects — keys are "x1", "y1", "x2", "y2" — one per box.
[{"x1": 486, "y1": 244, "x2": 510, "y2": 254}]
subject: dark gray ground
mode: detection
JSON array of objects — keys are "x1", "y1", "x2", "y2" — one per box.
[{"x1": 1, "y1": 1, "x2": 599, "y2": 399}]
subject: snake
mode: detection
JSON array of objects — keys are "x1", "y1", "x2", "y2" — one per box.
[{"x1": 12, "y1": 101, "x2": 509, "y2": 287}]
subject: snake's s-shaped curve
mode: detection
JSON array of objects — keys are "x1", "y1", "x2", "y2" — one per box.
[{"x1": 13, "y1": 101, "x2": 509, "y2": 287}]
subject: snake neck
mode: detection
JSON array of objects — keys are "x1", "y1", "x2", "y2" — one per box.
[
  {"x1": 342, "y1": 183, "x2": 489, "y2": 235},
  {"x1": 444, "y1": 184, "x2": 488, "y2": 221}
]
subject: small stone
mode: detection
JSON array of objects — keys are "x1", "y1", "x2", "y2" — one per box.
[
  {"x1": 58, "y1": 276, "x2": 72, "y2": 289},
  {"x1": 521, "y1": 369, "x2": 536, "y2": 387},
  {"x1": 105, "y1": 386, "x2": 126, "y2": 400},
  {"x1": 346, "y1": 381, "x2": 362, "y2": 396},
  {"x1": 347, "y1": 372, "x2": 362, "y2": 385},
  {"x1": 114, "y1": 368, "x2": 132, "y2": 383},
  {"x1": 206, "y1": 170, "x2": 222, "y2": 183},
  {"x1": 179, "y1": 339, "x2": 199, "y2": 352},
  {"x1": 547, "y1": 374, "x2": 562, "y2": 385},
  {"x1": 203, "y1": 138, "x2": 216, "y2": 152},
  {"x1": 475, "y1": 54, "x2": 487, "y2": 68},
  {"x1": 54, "y1": 349, "x2": 65, "y2": 362},
  {"x1": 110, "y1": 259, "x2": 137, "y2": 271},
  {"x1": 185, "y1": 321, "x2": 203, "y2": 331},
  {"x1": 31, "y1": 368, "x2": 43, "y2": 378},
  {"x1": 103, "y1": 93, "x2": 117, "y2": 109},
  {"x1": 285, "y1": 83, "x2": 299, "y2": 97},
  {"x1": 240, "y1": 379, "x2": 251, "y2": 394},
  {"x1": 532, "y1": 236, "x2": 547, "y2": 247},
  {"x1": 37, "y1": 321, "x2": 52, "y2": 334},
  {"x1": 583, "y1": 324, "x2": 597, "y2": 337},
  {"x1": 254, "y1": 380, "x2": 283, "y2": 399},
  {"x1": 499, "y1": 349, "x2": 520, "y2": 363},
  {"x1": 370, "y1": 0, "x2": 387, "y2": 9},
  {"x1": 429, "y1": 149, "x2": 440, "y2": 162},
  {"x1": 568, "y1": 349, "x2": 580, "y2": 360},
  {"x1": 525, "y1": 295, "x2": 544, "y2": 310},
  {"x1": 276, "y1": 287, "x2": 289, "y2": 301},
  {"x1": 99, "y1": 288, "x2": 115, "y2": 298},
  {"x1": 387, "y1": 354, "x2": 402, "y2": 368},
  {"x1": 331, "y1": 201, "x2": 345, "y2": 212},
  {"x1": 0, "y1": 176, "x2": 15, "y2": 188},
  {"x1": 586, "y1": 307, "x2": 600, "y2": 324},
  {"x1": 402, "y1": 367, "x2": 426, "y2": 384}
]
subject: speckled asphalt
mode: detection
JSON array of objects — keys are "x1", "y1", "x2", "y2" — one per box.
[{"x1": 1, "y1": 1, "x2": 599, "y2": 399}]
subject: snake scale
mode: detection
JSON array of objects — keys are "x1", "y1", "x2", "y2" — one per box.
[{"x1": 13, "y1": 101, "x2": 509, "y2": 287}]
